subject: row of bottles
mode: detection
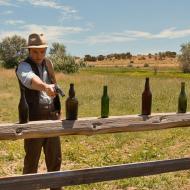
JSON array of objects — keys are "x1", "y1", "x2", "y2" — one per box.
[
  {"x1": 141, "y1": 78, "x2": 187, "y2": 114},
  {"x1": 64, "y1": 84, "x2": 110, "y2": 120},
  {"x1": 18, "y1": 79, "x2": 188, "y2": 124}
]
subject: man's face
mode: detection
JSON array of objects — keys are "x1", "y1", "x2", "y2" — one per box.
[{"x1": 29, "y1": 48, "x2": 47, "y2": 64}]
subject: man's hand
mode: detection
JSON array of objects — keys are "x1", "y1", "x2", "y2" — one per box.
[
  {"x1": 44, "y1": 84, "x2": 56, "y2": 97},
  {"x1": 31, "y1": 76, "x2": 56, "y2": 97}
]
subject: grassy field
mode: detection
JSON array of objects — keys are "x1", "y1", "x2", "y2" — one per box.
[{"x1": 1, "y1": 66, "x2": 190, "y2": 189}]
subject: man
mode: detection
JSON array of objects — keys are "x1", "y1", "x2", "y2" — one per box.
[{"x1": 16, "y1": 33, "x2": 63, "y2": 190}]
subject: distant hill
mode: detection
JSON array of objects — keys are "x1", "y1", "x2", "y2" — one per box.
[{"x1": 83, "y1": 54, "x2": 179, "y2": 68}]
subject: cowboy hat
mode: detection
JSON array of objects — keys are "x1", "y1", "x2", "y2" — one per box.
[{"x1": 25, "y1": 33, "x2": 48, "y2": 48}]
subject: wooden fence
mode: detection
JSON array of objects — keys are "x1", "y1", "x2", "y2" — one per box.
[{"x1": 0, "y1": 112, "x2": 190, "y2": 189}]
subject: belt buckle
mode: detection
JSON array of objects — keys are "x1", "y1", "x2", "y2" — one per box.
[{"x1": 44, "y1": 105, "x2": 49, "y2": 109}]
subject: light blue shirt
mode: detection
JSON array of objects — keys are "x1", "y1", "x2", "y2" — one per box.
[{"x1": 16, "y1": 61, "x2": 53, "y2": 104}]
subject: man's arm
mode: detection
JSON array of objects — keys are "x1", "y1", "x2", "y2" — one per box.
[
  {"x1": 31, "y1": 76, "x2": 56, "y2": 97},
  {"x1": 17, "y1": 62, "x2": 56, "y2": 97}
]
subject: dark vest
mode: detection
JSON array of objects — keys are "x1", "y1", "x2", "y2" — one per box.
[
  {"x1": 23, "y1": 57, "x2": 40, "y2": 106},
  {"x1": 16, "y1": 57, "x2": 61, "y2": 120}
]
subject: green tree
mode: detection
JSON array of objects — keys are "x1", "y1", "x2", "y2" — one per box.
[
  {"x1": 97, "y1": 55, "x2": 105, "y2": 61},
  {"x1": 0, "y1": 35, "x2": 27, "y2": 68},
  {"x1": 49, "y1": 42, "x2": 79, "y2": 73},
  {"x1": 49, "y1": 42, "x2": 66, "y2": 58},
  {"x1": 52, "y1": 55, "x2": 79, "y2": 73},
  {"x1": 179, "y1": 42, "x2": 190, "y2": 73}
]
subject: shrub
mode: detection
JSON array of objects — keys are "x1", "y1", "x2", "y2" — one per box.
[
  {"x1": 78, "y1": 59, "x2": 87, "y2": 68},
  {"x1": 144, "y1": 63, "x2": 149, "y2": 67},
  {"x1": 49, "y1": 42, "x2": 79, "y2": 73},
  {"x1": 51, "y1": 55, "x2": 79, "y2": 74},
  {"x1": 179, "y1": 42, "x2": 190, "y2": 73},
  {"x1": 127, "y1": 63, "x2": 133, "y2": 67},
  {"x1": 0, "y1": 35, "x2": 27, "y2": 68},
  {"x1": 97, "y1": 55, "x2": 105, "y2": 61},
  {"x1": 84, "y1": 55, "x2": 97, "y2": 62}
]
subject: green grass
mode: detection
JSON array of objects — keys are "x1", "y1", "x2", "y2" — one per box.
[
  {"x1": 1, "y1": 67, "x2": 190, "y2": 189},
  {"x1": 81, "y1": 66, "x2": 190, "y2": 78}
]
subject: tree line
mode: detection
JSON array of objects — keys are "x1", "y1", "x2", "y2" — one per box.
[
  {"x1": 84, "y1": 52, "x2": 133, "y2": 62},
  {"x1": 84, "y1": 51, "x2": 177, "y2": 62}
]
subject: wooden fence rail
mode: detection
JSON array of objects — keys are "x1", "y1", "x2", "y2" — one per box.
[
  {"x1": 0, "y1": 158, "x2": 190, "y2": 190},
  {"x1": 1, "y1": 112, "x2": 190, "y2": 140},
  {"x1": 0, "y1": 112, "x2": 190, "y2": 189}
]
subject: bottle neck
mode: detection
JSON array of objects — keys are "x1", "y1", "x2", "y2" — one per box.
[
  {"x1": 144, "y1": 78, "x2": 150, "y2": 91},
  {"x1": 69, "y1": 84, "x2": 75, "y2": 98},
  {"x1": 103, "y1": 86, "x2": 108, "y2": 96},
  {"x1": 181, "y1": 83, "x2": 185, "y2": 94}
]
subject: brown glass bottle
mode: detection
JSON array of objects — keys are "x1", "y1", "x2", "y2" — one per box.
[
  {"x1": 141, "y1": 77, "x2": 152, "y2": 115},
  {"x1": 18, "y1": 86, "x2": 29, "y2": 123},
  {"x1": 178, "y1": 82, "x2": 187, "y2": 113},
  {"x1": 66, "y1": 83, "x2": 78, "y2": 120}
]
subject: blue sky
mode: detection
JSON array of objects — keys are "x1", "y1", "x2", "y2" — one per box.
[{"x1": 0, "y1": 0, "x2": 190, "y2": 57}]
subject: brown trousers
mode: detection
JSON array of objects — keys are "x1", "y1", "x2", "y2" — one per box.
[{"x1": 23, "y1": 104, "x2": 63, "y2": 190}]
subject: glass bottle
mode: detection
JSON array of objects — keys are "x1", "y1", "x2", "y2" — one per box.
[
  {"x1": 66, "y1": 83, "x2": 78, "y2": 120},
  {"x1": 178, "y1": 82, "x2": 187, "y2": 113},
  {"x1": 18, "y1": 86, "x2": 29, "y2": 123},
  {"x1": 141, "y1": 77, "x2": 152, "y2": 115},
  {"x1": 101, "y1": 85, "x2": 109, "y2": 118}
]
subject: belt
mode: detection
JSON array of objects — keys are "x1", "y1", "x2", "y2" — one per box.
[
  {"x1": 29, "y1": 103, "x2": 60, "y2": 121},
  {"x1": 38, "y1": 103, "x2": 55, "y2": 111}
]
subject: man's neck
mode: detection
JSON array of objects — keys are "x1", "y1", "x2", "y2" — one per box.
[{"x1": 29, "y1": 56, "x2": 43, "y2": 64}]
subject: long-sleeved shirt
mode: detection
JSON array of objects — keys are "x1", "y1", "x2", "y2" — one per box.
[{"x1": 16, "y1": 61, "x2": 53, "y2": 104}]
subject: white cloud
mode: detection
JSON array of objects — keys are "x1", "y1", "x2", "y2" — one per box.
[
  {"x1": 17, "y1": 0, "x2": 79, "y2": 22},
  {"x1": 152, "y1": 28, "x2": 190, "y2": 39},
  {"x1": 17, "y1": 0, "x2": 76, "y2": 13},
  {"x1": 0, "y1": 23, "x2": 88, "y2": 43},
  {"x1": 21, "y1": 24, "x2": 85, "y2": 40},
  {"x1": 86, "y1": 33, "x2": 135, "y2": 44},
  {"x1": 122, "y1": 30, "x2": 153, "y2": 38},
  {"x1": 0, "y1": 0, "x2": 18, "y2": 6},
  {"x1": 5, "y1": 20, "x2": 25, "y2": 25},
  {"x1": 85, "y1": 27, "x2": 190, "y2": 44},
  {"x1": 1, "y1": 24, "x2": 190, "y2": 46},
  {"x1": 59, "y1": 11, "x2": 82, "y2": 23},
  {"x1": 0, "y1": 10, "x2": 13, "y2": 15}
]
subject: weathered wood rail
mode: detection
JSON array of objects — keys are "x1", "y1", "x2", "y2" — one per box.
[
  {"x1": 0, "y1": 158, "x2": 190, "y2": 190},
  {"x1": 0, "y1": 112, "x2": 190, "y2": 189},
  {"x1": 0, "y1": 112, "x2": 190, "y2": 140}
]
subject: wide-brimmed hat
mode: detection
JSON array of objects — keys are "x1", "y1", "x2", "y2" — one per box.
[{"x1": 25, "y1": 33, "x2": 48, "y2": 48}]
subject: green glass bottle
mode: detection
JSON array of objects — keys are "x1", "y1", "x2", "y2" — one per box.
[
  {"x1": 178, "y1": 82, "x2": 187, "y2": 113},
  {"x1": 66, "y1": 83, "x2": 78, "y2": 120},
  {"x1": 101, "y1": 86, "x2": 109, "y2": 118}
]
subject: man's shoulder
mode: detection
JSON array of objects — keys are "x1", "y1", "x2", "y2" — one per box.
[
  {"x1": 44, "y1": 57, "x2": 53, "y2": 65},
  {"x1": 17, "y1": 61, "x2": 32, "y2": 70}
]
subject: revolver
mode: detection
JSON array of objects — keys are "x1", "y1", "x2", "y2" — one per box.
[{"x1": 54, "y1": 84, "x2": 65, "y2": 97}]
